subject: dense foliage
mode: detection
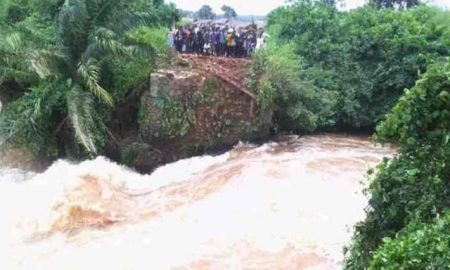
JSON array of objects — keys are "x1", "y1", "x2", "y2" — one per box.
[
  {"x1": 264, "y1": 1, "x2": 450, "y2": 130},
  {"x1": 250, "y1": 41, "x2": 337, "y2": 132},
  {"x1": 369, "y1": 213, "x2": 450, "y2": 269},
  {"x1": 345, "y1": 59, "x2": 450, "y2": 269},
  {"x1": 0, "y1": 0, "x2": 178, "y2": 158}
]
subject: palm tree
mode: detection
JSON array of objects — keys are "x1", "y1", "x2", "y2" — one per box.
[
  {"x1": 0, "y1": 21, "x2": 49, "y2": 93},
  {"x1": 0, "y1": 0, "x2": 176, "y2": 157}
]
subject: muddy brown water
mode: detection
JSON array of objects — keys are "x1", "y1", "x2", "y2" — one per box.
[{"x1": 0, "y1": 134, "x2": 394, "y2": 270}]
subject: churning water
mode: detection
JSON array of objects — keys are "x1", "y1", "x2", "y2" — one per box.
[{"x1": 0, "y1": 135, "x2": 394, "y2": 270}]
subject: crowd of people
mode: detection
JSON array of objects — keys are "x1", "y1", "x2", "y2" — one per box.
[{"x1": 168, "y1": 23, "x2": 267, "y2": 58}]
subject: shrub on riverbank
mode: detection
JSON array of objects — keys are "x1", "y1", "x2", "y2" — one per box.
[
  {"x1": 344, "y1": 59, "x2": 450, "y2": 269},
  {"x1": 369, "y1": 213, "x2": 450, "y2": 270},
  {"x1": 249, "y1": 41, "x2": 337, "y2": 133}
]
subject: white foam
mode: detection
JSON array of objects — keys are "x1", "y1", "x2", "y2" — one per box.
[{"x1": 0, "y1": 135, "x2": 394, "y2": 270}]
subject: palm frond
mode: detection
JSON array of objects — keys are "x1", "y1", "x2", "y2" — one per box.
[
  {"x1": 0, "y1": 32, "x2": 25, "y2": 61},
  {"x1": 76, "y1": 59, "x2": 113, "y2": 106},
  {"x1": 126, "y1": 43, "x2": 155, "y2": 58},
  {"x1": 89, "y1": 27, "x2": 127, "y2": 56},
  {"x1": 12, "y1": 20, "x2": 55, "y2": 47},
  {"x1": 4, "y1": 32, "x2": 25, "y2": 52},
  {"x1": 56, "y1": 0, "x2": 89, "y2": 58},
  {"x1": 0, "y1": 81, "x2": 62, "y2": 154},
  {"x1": 66, "y1": 87, "x2": 106, "y2": 155},
  {"x1": 31, "y1": 49, "x2": 67, "y2": 78},
  {"x1": 0, "y1": 32, "x2": 38, "y2": 84},
  {"x1": 86, "y1": 0, "x2": 118, "y2": 24},
  {"x1": 80, "y1": 44, "x2": 101, "y2": 63},
  {"x1": 88, "y1": 26, "x2": 155, "y2": 59},
  {"x1": 0, "y1": 67, "x2": 38, "y2": 84}
]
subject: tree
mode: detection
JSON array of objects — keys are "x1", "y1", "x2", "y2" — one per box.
[
  {"x1": 370, "y1": 0, "x2": 420, "y2": 9},
  {"x1": 249, "y1": 39, "x2": 337, "y2": 133},
  {"x1": 196, "y1": 5, "x2": 215, "y2": 20},
  {"x1": 0, "y1": 0, "x2": 176, "y2": 157},
  {"x1": 221, "y1": 5, "x2": 237, "y2": 19},
  {"x1": 267, "y1": 2, "x2": 450, "y2": 129}
]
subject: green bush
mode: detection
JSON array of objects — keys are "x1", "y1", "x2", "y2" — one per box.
[
  {"x1": 345, "y1": 59, "x2": 450, "y2": 269},
  {"x1": 0, "y1": 80, "x2": 66, "y2": 156},
  {"x1": 250, "y1": 40, "x2": 337, "y2": 133},
  {"x1": 376, "y1": 60, "x2": 450, "y2": 150},
  {"x1": 127, "y1": 27, "x2": 169, "y2": 56},
  {"x1": 267, "y1": 2, "x2": 450, "y2": 128},
  {"x1": 369, "y1": 213, "x2": 450, "y2": 270},
  {"x1": 101, "y1": 55, "x2": 151, "y2": 102}
]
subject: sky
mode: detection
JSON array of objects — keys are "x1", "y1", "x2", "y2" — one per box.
[{"x1": 168, "y1": 0, "x2": 450, "y2": 15}]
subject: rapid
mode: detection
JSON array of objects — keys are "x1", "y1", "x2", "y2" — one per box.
[{"x1": 0, "y1": 134, "x2": 394, "y2": 270}]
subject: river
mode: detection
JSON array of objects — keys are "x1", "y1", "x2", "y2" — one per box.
[{"x1": 0, "y1": 134, "x2": 393, "y2": 270}]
